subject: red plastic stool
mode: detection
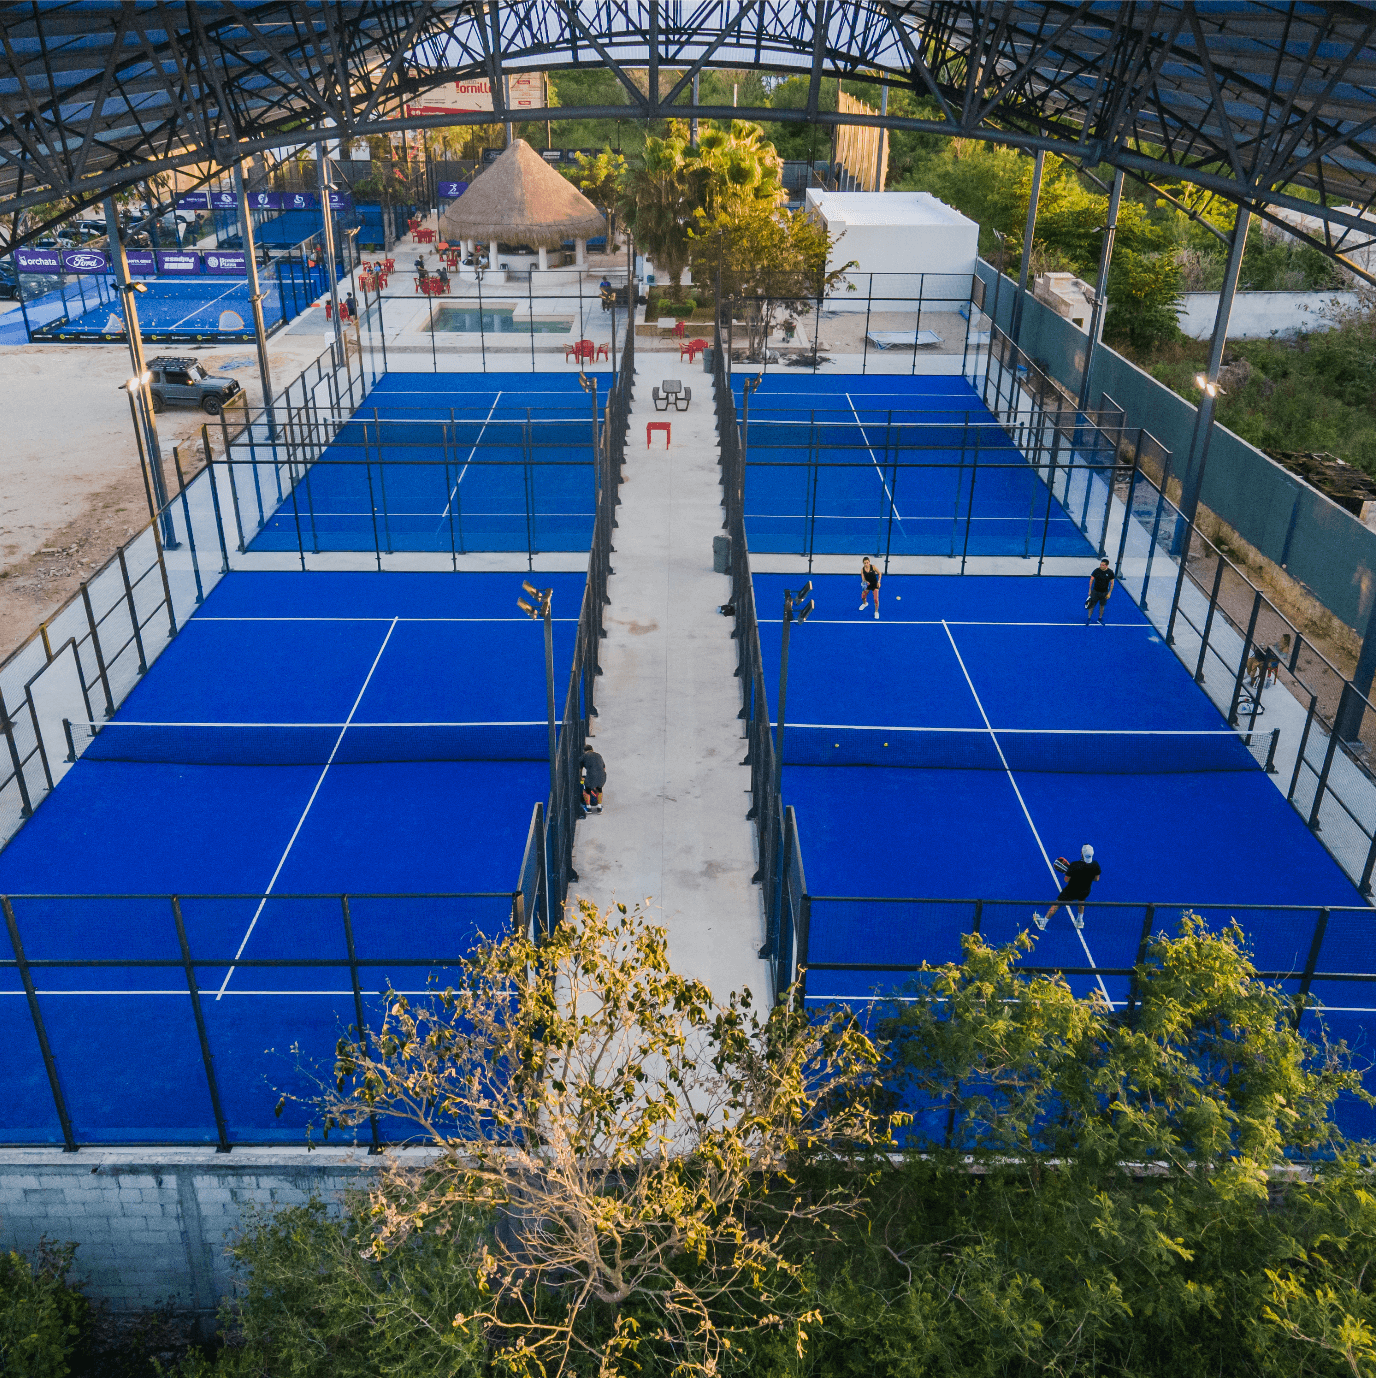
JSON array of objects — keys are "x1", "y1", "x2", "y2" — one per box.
[{"x1": 647, "y1": 421, "x2": 671, "y2": 449}]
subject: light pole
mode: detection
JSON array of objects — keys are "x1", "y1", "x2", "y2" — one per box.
[
  {"x1": 121, "y1": 372, "x2": 177, "y2": 548},
  {"x1": 518, "y1": 581, "x2": 558, "y2": 804}
]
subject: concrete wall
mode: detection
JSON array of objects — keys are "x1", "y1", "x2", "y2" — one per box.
[
  {"x1": 974, "y1": 258, "x2": 1376, "y2": 632},
  {"x1": 1177, "y1": 290, "x2": 1359, "y2": 340},
  {"x1": 0, "y1": 1147, "x2": 403, "y2": 1316}
]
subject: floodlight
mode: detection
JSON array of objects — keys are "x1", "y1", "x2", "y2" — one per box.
[
  {"x1": 517, "y1": 598, "x2": 537, "y2": 617},
  {"x1": 522, "y1": 580, "x2": 539, "y2": 597}
]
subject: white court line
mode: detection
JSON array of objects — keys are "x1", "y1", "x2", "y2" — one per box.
[
  {"x1": 941, "y1": 620, "x2": 1112, "y2": 1005},
  {"x1": 844, "y1": 391, "x2": 905, "y2": 528},
  {"x1": 168, "y1": 279, "x2": 249, "y2": 332},
  {"x1": 758, "y1": 619, "x2": 1151, "y2": 628},
  {"x1": 197, "y1": 616, "x2": 580, "y2": 623},
  {"x1": 214, "y1": 618, "x2": 399, "y2": 1000},
  {"x1": 439, "y1": 390, "x2": 502, "y2": 530}
]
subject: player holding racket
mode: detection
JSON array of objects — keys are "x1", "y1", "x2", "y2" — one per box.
[
  {"x1": 1034, "y1": 845, "x2": 1100, "y2": 930},
  {"x1": 859, "y1": 557, "x2": 881, "y2": 619}
]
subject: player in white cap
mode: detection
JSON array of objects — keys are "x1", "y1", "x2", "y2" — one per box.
[{"x1": 1034, "y1": 844, "x2": 1101, "y2": 930}]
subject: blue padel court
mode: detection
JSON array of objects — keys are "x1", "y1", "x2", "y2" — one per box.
[
  {"x1": 756, "y1": 572, "x2": 1368, "y2": 1023},
  {"x1": 736, "y1": 372, "x2": 1102, "y2": 558},
  {"x1": 45, "y1": 276, "x2": 272, "y2": 338},
  {"x1": 250, "y1": 372, "x2": 605, "y2": 554},
  {"x1": 0, "y1": 570, "x2": 584, "y2": 1144}
]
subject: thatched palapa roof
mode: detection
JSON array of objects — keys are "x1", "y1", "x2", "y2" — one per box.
[{"x1": 439, "y1": 139, "x2": 605, "y2": 247}]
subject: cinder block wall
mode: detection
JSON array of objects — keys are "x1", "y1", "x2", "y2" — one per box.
[{"x1": 0, "y1": 1148, "x2": 420, "y2": 1316}]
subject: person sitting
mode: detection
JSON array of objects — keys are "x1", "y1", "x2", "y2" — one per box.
[{"x1": 437, "y1": 265, "x2": 450, "y2": 288}]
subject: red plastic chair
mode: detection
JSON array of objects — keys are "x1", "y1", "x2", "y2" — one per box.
[{"x1": 596, "y1": 343, "x2": 610, "y2": 361}]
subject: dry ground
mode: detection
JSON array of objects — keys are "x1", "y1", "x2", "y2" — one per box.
[{"x1": 0, "y1": 333, "x2": 333, "y2": 663}]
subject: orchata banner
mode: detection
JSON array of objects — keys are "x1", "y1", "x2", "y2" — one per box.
[{"x1": 14, "y1": 247, "x2": 61, "y2": 272}]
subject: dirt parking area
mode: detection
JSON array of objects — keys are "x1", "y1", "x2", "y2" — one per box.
[{"x1": 0, "y1": 333, "x2": 332, "y2": 663}]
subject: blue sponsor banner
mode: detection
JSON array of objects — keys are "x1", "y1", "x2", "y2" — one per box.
[
  {"x1": 124, "y1": 250, "x2": 157, "y2": 275},
  {"x1": 60, "y1": 248, "x2": 110, "y2": 274},
  {"x1": 281, "y1": 191, "x2": 319, "y2": 211},
  {"x1": 438, "y1": 181, "x2": 469, "y2": 199},
  {"x1": 156, "y1": 249, "x2": 201, "y2": 275},
  {"x1": 327, "y1": 191, "x2": 351, "y2": 210},
  {"x1": 247, "y1": 191, "x2": 281, "y2": 210},
  {"x1": 202, "y1": 249, "x2": 246, "y2": 274},
  {"x1": 209, "y1": 191, "x2": 237, "y2": 209},
  {"x1": 176, "y1": 192, "x2": 210, "y2": 209},
  {"x1": 14, "y1": 248, "x2": 61, "y2": 273}
]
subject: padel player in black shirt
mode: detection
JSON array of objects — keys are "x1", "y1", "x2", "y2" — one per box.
[
  {"x1": 581, "y1": 743, "x2": 606, "y2": 814},
  {"x1": 1086, "y1": 559, "x2": 1115, "y2": 624},
  {"x1": 1034, "y1": 845, "x2": 1101, "y2": 929},
  {"x1": 859, "y1": 557, "x2": 881, "y2": 619}
]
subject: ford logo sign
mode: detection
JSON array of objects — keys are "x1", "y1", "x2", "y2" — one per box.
[{"x1": 65, "y1": 252, "x2": 105, "y2": 271}]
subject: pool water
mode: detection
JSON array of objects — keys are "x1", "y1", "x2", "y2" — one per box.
[{"x1": 430, "y1": 306, "x2": 572, "y2": 334}]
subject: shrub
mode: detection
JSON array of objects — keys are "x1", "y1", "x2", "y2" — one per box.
[{"x1": 0, "y1": 1241, "x2": 88, "y2": 1378}]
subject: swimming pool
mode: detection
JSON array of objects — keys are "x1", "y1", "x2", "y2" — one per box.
[{"x1": 428, "y1": 305, "x2": 573, "y2": 334}]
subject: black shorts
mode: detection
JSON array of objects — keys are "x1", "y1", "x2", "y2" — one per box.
[
  {"x1": 1086, "y1": 591, "x2": 1110, "y2": 607},
  {"x1": 1057, "y1": 885, "x2": 1091, "y2": 904}
]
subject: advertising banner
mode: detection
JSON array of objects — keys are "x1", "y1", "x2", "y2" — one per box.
[
  {"x1": 327, "y1": 191, "x2": 351, "y2": 210},
  {"x1": 176, "y1": 192, "x2": 210, "y2": 209},
  {"x1": 59, "y1": 248, "x2": 110, "y2": 275},
  {"x1": 209, "y1": 191, "x2": 237, "y2": 209},
  {"x1": 405, "y1": 71, "x2": 545, "y2": 116},
  {"x1": 247, "y1": 191, "x2": 282, "y2": 210},
  {"x1": 14, "y1": 248, "x2": 61, "y2": 273},
  {"x1": 282, "y1": 191, "x2": 319, "y2": 211},
  {"x1": 156, "y1": 250, "x2": 201, "y2": 275},
  {"x1": 437, "y1": 181, "x2": 469, "y2": 199},
  {"x1": 202, "y1": 249, "x2": 246, "y2": 274},
  {"x1": 124, "y1": 250, "x2": 157, "y2": 275}
]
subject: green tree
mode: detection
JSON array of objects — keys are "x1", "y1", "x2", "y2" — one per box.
[
  {"x1": 185, "y1": 1199, "x2": 487, "y2": 1378},
  {"x1": 307, "y1": 901, "x2": 891, "y2": 1378},
  {"x1": 691, "y1": 200, "x2": 848, "y2": 361},
  {"x1": 773, "y1": 916, "x2": 1376, "y2": 1378},
  {"x1": 0, "y1": 1241, "x2": 88, "y2": 1378}
]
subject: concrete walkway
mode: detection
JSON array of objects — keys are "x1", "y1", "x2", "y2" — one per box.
[{"x1": 572, "y1": 368, "x2": 771, "y2": 1003}]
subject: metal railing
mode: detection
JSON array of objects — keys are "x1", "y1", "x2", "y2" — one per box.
[{"x1": 0, "y1": 889, "x2": 526, "y2": 1149}]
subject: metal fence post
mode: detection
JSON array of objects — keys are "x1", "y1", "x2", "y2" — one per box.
[
  {"x1": 79, "y1": 582, "x2": 116, "y2": 716},
  {"x1": 1193, "y1": 557, "x2": 1226, "y2": 681},
  {"x1": 170, "y1": 897, "x2": 231, "y2": 1152},
  {"x1": 1292, "y1": 907, "x2": 1330, "y2": 1028},
  {"x1": 3, "y1": 896, "x2": 77, "y2": 1150},
  {"x1": 340, "y1": 896, "x2": 382, "y2": 1153},
  {"x1": 1228, "y1": 591, "x2": 1264, "y2": 726}
]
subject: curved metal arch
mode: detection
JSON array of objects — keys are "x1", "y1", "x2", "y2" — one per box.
[{"x1": 2, "y1": 1, "x2": 1376, "y2": 271}]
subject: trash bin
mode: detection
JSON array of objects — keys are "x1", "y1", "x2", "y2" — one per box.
[
  {"x1": 702, "y1": 346, "x2": 714, "y2": 374},
  {"x1": 712, "y1": 534, "x2": 731, "y2": 574}
]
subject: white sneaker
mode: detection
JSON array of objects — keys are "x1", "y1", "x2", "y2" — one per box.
[
  {"x1": 874, "y1": 608, "x2": 879, "y2": 619},
  {"x1": 1032, "y1": 912, "x2": 1047, "y2": 930},
  {"x1": 1071, "y1": 912, "x2": 1084, "y2": 929},
  {"x1": 858, "y1": 602, "x2": 867, "y2": 611}
]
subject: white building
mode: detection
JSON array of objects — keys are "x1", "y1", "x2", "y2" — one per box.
[{"x1": 803, "y1": 190, "x2": 979, "y2": 311}]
